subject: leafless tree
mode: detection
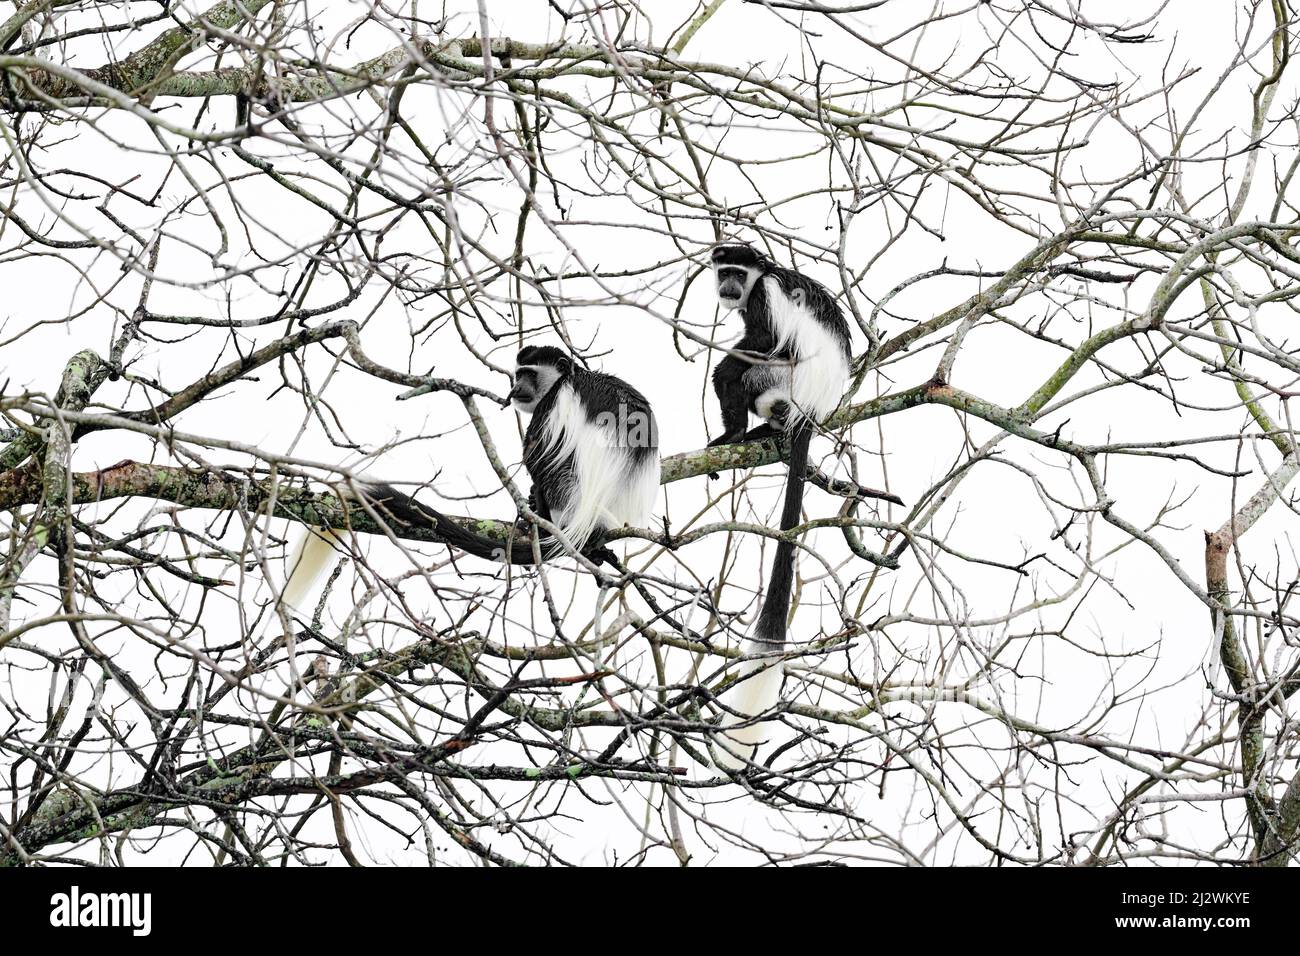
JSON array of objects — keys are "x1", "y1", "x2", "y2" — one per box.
[{"x1": 3, "y1": 0, "x2": 1300, "y2": 867}]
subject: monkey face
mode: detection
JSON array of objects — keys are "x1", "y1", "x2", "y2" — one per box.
[
  {"x1": 509, "y1": 357, "x2": 568, "y2": 414},
  {"x1": 508, "y1": 366, "x2": 544, "y2": 413},
  {"x1": 711, "y1": 243, "x2": 764, "y2": 310},
  {"x1": 714, "y1": 264, "x2": 760, "y2": 310}
]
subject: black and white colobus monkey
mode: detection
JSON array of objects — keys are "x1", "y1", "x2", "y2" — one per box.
[
  {"x1": 280, "y1": 346, "x2": 659, "y2": 613},
  {"x1": 509, "y1": 345, "x2": 660, "y2": 554},
  {"x1": 707, "y1": 242, "x2": 852, "y2": 769}
]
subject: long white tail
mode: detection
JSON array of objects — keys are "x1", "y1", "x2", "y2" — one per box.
[
  {"x1": 713, "y1": 645, "x2": 784, "y2": 771},
  {"x1": 280, "y1": 527, "x2": 342, "y2": 615}
]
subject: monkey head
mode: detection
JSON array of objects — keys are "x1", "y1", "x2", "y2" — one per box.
[
  {"x1": 509, "y1": 345, "x2": 573, "y2": 414},
  {"x1": 711, "y1": 243, "x2": 767, "y2": 311}
]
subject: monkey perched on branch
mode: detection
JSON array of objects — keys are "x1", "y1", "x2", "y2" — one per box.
[
  {"x1": 279, "y1": 346, "x2": 660, "y2": 613},
  {"x1": 706, "y1": 242, "x2": 852, "y2": 770}
]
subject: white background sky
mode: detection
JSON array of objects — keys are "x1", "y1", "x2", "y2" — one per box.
[{"x1": 3, "y1": 0, "x2": 1298, "y2": 864}]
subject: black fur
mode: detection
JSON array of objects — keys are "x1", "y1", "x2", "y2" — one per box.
[
  {"x1": 517, "y1": 344, "x2": 572, "y2": 374},
  {"x1": 356, "y1": 482, "x2": 537, "y2": 564},
  {"x1": 750, "y1": 425, "x2": 811, "y2": 651}
]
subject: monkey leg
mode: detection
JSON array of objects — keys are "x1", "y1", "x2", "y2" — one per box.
[
  {"x1": 717, "y1": 403, "x2": 791, "y2": 446},
  {"x1": 739, "y1": 422, "x2": 782, "y2": 442},
  {"x1": 707, "y1": 407, "x2": 792, "y2": 479},
  {"x1": 709, "y1": 354, "x2": 753, "y2": 446}
]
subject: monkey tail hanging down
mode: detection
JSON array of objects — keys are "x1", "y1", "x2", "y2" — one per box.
[
  {"x1": 707, "y1": 242, "x2": 852, "y2": 770},
  {"x1": 279, "y1": 345, "x2": 660, "y2": 615}
]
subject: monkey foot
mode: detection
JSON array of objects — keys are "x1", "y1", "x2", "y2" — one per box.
[{"x1": 740, "y1": 423, "x2": 782, "y2": 442}]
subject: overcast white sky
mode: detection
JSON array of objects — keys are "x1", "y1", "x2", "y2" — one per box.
[{"x1": 3, "y1": 0, "x2": 1299, "y2": 865}]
